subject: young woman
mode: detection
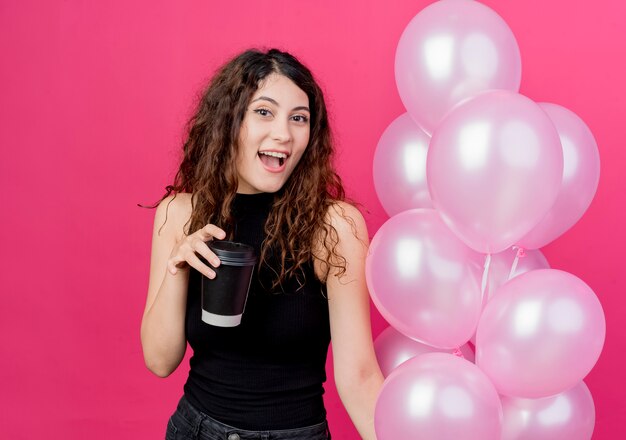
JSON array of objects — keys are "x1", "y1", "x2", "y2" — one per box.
[{"x1": 141, "y1": 48, "x2": 383, "y2": 440}]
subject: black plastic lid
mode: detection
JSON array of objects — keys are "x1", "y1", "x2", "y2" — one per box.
[{"x1": 208, "y1": 240, "x2": 257, "y2": 265}]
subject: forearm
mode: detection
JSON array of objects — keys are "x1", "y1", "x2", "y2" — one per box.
[
  {"x1": 337, "y1": 369, "x2": 384, "y2": 440},
  {"x1": 140, "y1": 269, "x2": 190, "y2": 377}
]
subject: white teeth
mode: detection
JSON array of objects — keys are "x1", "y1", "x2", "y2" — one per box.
[{"x1": 259, "y1": 151, "x2": 287, "y2": 159}]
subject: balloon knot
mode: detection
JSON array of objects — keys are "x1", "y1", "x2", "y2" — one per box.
[
  {"x1": 452, "y1": 347, "x2": 464, "y2": 358},
  {"x1": 513, "y1": 245, "x2": 526, "y2": 258}
]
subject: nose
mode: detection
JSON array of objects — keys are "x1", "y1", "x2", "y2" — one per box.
[{"x1": 271, "y1": 118, "x2": 292, "y2": 143}]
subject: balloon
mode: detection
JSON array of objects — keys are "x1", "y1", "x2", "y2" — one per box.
[
  {"x1": 501, "y1": 381, "x2": 595, "y2": 440},
  {"x1": 476, "y1": 269, "x2": 605, "y2": 398},
  {"x1": 366, "y1": 209, "x2": 482, "y2": 348},
  {"x1": 469, "y1": 247, "x2": 550, "y2": 345},
  {"x1": 373, "y1": 113, "x2": 433, "y2": 216},
  {"x1": 374, "y1": 326, "x2": 475, "y2": 377},
  {"x1": 518, "y1": 103, "x2": 601, "y2": 249},
  {"x1": 427, "y1": 90, "x2": 564, "y2": 254},
  {"x1": 375, "y1": 353, "x2": 502, "y2": 440},
  {"x1": 484, "y1": 247, "x2": 550, "y2": 303},
  {"x1": 395, "y1": 0, "x2": 521, "y2": 135}
]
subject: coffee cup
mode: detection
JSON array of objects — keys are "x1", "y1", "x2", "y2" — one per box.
[{"x1": 200, "y1": 240, "x2": 256, "y2": 327}]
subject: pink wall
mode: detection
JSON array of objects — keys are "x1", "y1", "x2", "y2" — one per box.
[{"x1": 1, "y1": 1, "x2": 624, "y2": 438}]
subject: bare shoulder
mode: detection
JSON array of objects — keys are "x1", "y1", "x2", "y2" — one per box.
[
  {"x1": 326, "y1": 201, "x2": 368, "y2": 242},
  {"x1": 153, "y1": 192, "x2": 194, "y2": 240},
  {"x1": 313, "y1": 201, "x2": 369, "y2": 281}
]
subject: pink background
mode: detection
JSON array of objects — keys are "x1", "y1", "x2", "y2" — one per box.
[{"x1": 1, "y1": 0, "x2": 624, "y2": 438}]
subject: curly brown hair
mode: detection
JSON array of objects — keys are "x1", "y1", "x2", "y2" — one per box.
[{"x1": 140, "y1": 48, "x2": 350, "y2": 289}]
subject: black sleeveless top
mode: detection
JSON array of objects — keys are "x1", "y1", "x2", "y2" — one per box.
[{"x1": 183, "y1": 192, "x2": 331, "y2": 430}]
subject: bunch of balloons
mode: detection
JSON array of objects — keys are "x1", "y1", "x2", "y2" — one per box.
[{"x1": 368, "y1": 1, "x2": 605, "y2": 439}]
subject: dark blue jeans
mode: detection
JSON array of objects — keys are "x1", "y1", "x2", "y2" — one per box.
[{"x1": 165, "y1": 395, "x2": 332, "y2": 440}]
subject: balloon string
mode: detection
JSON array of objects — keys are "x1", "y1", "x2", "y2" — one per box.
[
  {"x1": 480, "y1": 253, "x2": 492, "y2": 306},
  {"x1": 452, "y1": 347, "x2": 464, "y2": 359},
  {"x1": 507, "y1": 246, "x2": 526, "y2": 281}
]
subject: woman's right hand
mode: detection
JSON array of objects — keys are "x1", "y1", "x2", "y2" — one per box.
[{"x1": 166, "y1": 224, "x2": 226, "y2": 278}]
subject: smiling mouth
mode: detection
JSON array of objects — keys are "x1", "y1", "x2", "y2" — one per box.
[{"x1": 258, "y1": 151, "x2": 287, "y2": 168}]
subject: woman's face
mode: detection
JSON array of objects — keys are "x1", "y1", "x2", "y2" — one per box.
[{"x1": 235, "y1": 73, "x2": 311, "y2": 194}]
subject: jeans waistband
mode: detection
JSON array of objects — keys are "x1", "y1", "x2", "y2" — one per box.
[{"x1": 170, "y1": 395, "x2": 330, "y2": 440}]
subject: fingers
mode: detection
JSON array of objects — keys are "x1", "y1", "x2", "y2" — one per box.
[
  {"x1": 186, "y1": 251, "x2": 217, "y2": 279},
  {"x1": 167, "y1": 246, "x2": 217, "y2": 278},
  {"x1": 167, "y1": 259, "x2": 187, "y2": 276},
  {"x1": 167, "y1": 223, "x2": 226, "y2": 277},
  {"x1": 192, "y1": 240, "x2": 221, "y2": 269},
  {"x1": 200, "y1": 224, "x2": 226, "y2": 241}
]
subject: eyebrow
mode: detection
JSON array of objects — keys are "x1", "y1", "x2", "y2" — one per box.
[{"x1": 251, "y1": 96, "x2": 310, "y2": 113}]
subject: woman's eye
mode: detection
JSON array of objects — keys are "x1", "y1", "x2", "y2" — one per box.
[
  {"x1": 254, "y1": 108, "x2": 272, "y2": 117},
  {"x1": 292, "y1": 115, "x2": 309, "y2": 123}
]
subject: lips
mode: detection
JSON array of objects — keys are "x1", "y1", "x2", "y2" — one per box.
[
  {"x1": 257, "y1": 151, "x2": 288, "y2": 172},
  {"x1": 257, "y1": 150, "x2": 291, "y2": 172}
]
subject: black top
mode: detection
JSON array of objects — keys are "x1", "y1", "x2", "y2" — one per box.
[{"x1": 183, "y1": 192, "x2": 331, "y2": 430}]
